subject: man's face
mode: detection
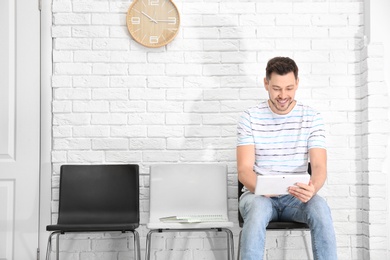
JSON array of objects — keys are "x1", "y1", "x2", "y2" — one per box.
[{"x1": 264, "y1": 72, "x2": 299, "y2": 115}]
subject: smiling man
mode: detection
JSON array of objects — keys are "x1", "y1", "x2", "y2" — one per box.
[{"x1": 236, "y1": 57, "x2": 337, "y2": 260}]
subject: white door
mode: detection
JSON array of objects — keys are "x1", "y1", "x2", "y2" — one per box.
[{"x1": 0, "y1": 0, "x2": 40, "y2": 258}]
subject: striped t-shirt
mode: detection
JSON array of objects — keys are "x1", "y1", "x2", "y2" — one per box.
[{"x1": 237, "y1": 101, "x2": 326, "y2": 175}]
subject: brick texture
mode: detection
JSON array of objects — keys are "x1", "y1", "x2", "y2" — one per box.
[{"x1": 49, "y1": 0, "x2": 389, "y2": 259}]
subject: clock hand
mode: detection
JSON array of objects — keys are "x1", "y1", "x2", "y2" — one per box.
[
  {"x1": 156, "y1": 18, "x2": 177, "y2": 24},
  {"x1": 156, "y1": 19, "x2": 175, "y2": 22},
  {"x1": 141, "y1": 11, "x2": 158, "y2": 23}
]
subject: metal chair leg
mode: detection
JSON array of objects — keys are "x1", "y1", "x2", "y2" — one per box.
[
  {"x1": 46, "y1": 231, "x2": 61, "y2": 260},
  {"x1": 237, "y1": 230, "x2": 242, "y2": 260},
  {"x1": 145, "y1": 230, "x2": 157, "y2": 260},
  {"x1": 221, "y1": 228, "x2": 234, "y2": 260},
  {"x1": 146, "y1": 228, "x2": 234, "y2": 260},
  {"x1": 47, "y1": 231, "x2": 141, "y2": 260},
  {"x1": 131, "y1": 230, "x2": 141, "y2": 260},
  {"x1": 46, "y1": 232, "x2": 53, "y2": 260},
  {"x1": 56, "y1": 233, "x2": 60, "y2": 260}
]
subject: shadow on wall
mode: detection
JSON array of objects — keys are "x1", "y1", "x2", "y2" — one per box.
[{"x1": 155, "y1": 12, "x2": 292, "y2": 260}]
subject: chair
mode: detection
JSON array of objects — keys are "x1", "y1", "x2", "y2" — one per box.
[
  {"x1": 236, "y1": 164, "x2": 312, "y2": 260},
  {"x1": 146, "y1": 164, "x2": 234, "y2": 260},
  {"x1": 46, "y1": 164, "x2": 141, "y2": 260}
]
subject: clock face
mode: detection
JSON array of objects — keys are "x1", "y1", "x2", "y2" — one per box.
[{"x1": 126, "y1": 0, "x2": 180, "y2": 48}]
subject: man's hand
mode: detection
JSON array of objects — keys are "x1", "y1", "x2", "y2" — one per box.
[{"x1": 288, "y1": 180, "x2": 316, "y2": 203}]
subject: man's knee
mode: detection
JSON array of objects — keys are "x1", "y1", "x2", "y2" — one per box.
[
  {"x1": 305, "y1": 195, "x2": 332, "y2": 223},
  {"x1": 240, "y1": 194, "x2": 273, "y2": 222}
]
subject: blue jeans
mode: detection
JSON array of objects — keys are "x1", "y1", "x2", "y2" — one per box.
[{"x1": 239, "y1": 192, "x2": 337, "y2": 260}]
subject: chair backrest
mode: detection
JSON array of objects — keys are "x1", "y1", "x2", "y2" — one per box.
[
  {"x1": 238, "y1": 163, "x2": 312, "y2": 227},
  {"x1": 57, "y1": 164, "x2": 139, "y2": 225},
  {"x1": 149, "y1": 164, "x2": 228, "y2": 223}
]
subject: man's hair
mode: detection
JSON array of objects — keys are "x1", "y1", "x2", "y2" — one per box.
[{"x1": 265, "y1": 57, "x2": 298, "y2": 81}]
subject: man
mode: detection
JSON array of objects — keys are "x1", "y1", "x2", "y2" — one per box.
[{"x1": 237, "y1": 57, "x2": 337, "y2": 260}]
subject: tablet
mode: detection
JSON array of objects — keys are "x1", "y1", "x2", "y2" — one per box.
[{"x1": 254, "y1": 174, "x2": 310, "y2": 195}]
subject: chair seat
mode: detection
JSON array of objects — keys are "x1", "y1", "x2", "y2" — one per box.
[
  {"x1": 238, "y1": 220, "x2": 309, "y2": 229},
  {"x1": 147, "y1": 221, "x2": 234, "y2": 230},
  {"x1": 266, "y1": 221, "x2": 309, "y2": 230},
  {"x1": 47, "y1": 223, "x2": 139, "y2": 232}
]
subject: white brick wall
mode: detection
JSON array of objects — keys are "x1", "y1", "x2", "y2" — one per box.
[
  {"x1": 49, "y1": 0, "x2": 390, "y2": 259},
  {"x1": 359, "y1": 42, "x2": 390, "y2": 259}
]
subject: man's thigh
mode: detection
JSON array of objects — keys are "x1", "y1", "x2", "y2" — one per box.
[
  {"x1": 279, "y1": 194, "x2": 331, "y2": 223},
  {"x1": 239, "y1": 192, "x2": 278, "y2": 222}
]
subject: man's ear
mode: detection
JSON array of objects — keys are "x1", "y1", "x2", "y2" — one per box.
[
  {"x1": 296, "y1": 77, "x2": 299, "y2": 89},
  {"x1": 264, "y1": 77, "x2": 269, "y2": 91}
]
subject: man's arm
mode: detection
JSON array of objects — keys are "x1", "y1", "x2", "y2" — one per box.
[
  {"x1": 308, "y1": 148, "x2": 327, "y2": 193},
  {"x1": 289, "y1": 148, "x2": 327, "y2": 202},
  {"x1": 237, "y1": 145, "x2": 257, "y2": 193}
]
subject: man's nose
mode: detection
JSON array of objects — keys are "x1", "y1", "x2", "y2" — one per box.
[{"x1": 279, "y1": 89, "x2": 286, "y2": 99}]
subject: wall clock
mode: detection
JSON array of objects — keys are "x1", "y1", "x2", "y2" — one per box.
[{"x1": 126, "y1": 0, "x2": 180, "y2": 48}]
